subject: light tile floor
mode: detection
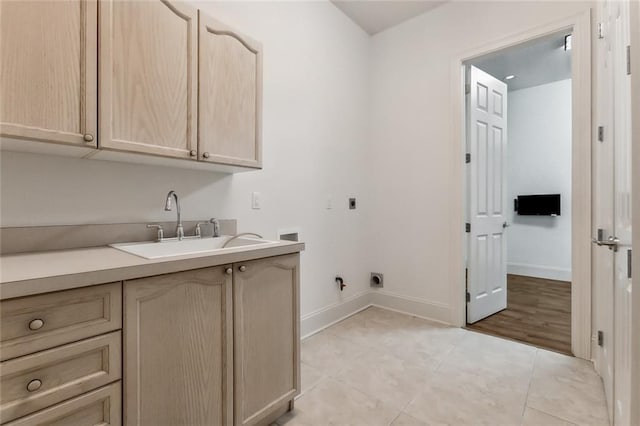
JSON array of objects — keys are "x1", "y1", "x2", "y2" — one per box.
[{"x1": 276, "y1": 307, "x2": 610, "y2": 426}]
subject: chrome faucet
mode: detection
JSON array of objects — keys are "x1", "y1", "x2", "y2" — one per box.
[{"x1": 164, "y1": 190, "x2": 184, "y2": 240}]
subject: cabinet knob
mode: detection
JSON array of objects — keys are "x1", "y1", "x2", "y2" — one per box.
[
  {"x1": 239, "y1": 265, "x2": 246, "y2": 272},
  {"x1": 26, "y1": 379, "x2": 42, "y2": 392},
  {"x1": 202, "y1": 152, "x2": 210, "y2": 159},
  {"x1": 225, "y1": 268, "x2": 232, "y2": 275},
  {"x1": 28, "y1": 319, "x2": 44, "y2": 331},
  {"x1": 189, "y1": 150, "x2": 197, "y2": 157},
  {"x1": 83, "y1": 133, "x2": 94, "y2": 142}
]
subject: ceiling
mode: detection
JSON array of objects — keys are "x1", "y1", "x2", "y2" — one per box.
[
  {"x1": 331, "y1": 1, "x2": 447, "y2": 35},
  {"x1": 468, "y1": 32, "x2": 572, "y2": 91}
]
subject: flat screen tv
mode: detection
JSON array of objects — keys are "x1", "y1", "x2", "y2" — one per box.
[{"x1": 514, "y1": 194, "x2": 561, "y2": 216}]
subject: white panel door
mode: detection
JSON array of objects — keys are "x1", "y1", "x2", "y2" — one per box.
[
  {"x1": 467, "y1": 66, "x2": 508, "y2": 324},
  {"x1": 593, "y1": 2, "x2": 615, "y2": 418},
  {"x1": 594, "y1": 1, "x2": 634, "y2": 424},
  {"x1": 612, "y1": 1, "x2": 632, "y2": 424}
]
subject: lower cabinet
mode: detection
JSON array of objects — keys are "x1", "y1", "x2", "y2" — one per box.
[
  {"x1": 124, "y1": 266, "x2": 233, "y2": 426},
  {"x1": 123, "y1": 253, "x2": 300, "y2": 426},
  {"x1": 233, "y1": 254, "x2": 300, "y2": 426}
]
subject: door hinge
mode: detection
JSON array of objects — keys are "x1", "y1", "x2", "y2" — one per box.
[
  {"x1": 597, "y1": 22, "x2": 605, "y2": 39},
  {"x1": 465, "y1": 153, "x2": 471, "y2": 163},
  {"x1": 628, "y1": 249, "x2": 632, "y2": 278},
  {"x1": 627, "y1": 45, "x2": 631, "y2": 75},
  {"x1": 598, "y1": 330, "x2": 604, "y2": 347},
  {"x1": 465, "y1": 84, "x2": 471, "y2": 95},
  {"x1": 465, "y1": 223, "x2": 471, "y2": 233},
  {"x1": 598, "y1": 126, "x2": 604, "y2": 142},
  {"x1": 466, "y1": 291, "x2": 471, "y2": 303}
]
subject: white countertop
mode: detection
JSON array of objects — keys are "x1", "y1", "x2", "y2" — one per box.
[{"x1": 0, "y1": 241, "x2": 305, "y2": 300}]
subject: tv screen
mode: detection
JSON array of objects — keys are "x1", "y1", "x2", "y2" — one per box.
[{"x1": 515, "y1": 194, "x2": 561, "y2": 216}]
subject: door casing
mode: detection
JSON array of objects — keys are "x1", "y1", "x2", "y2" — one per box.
[
  {"x1": 450, "y1": 9, "x2": 593, "y2": 359},
  {"x1": 630, "y1": 1, "x2": 640, "y2": 423}
]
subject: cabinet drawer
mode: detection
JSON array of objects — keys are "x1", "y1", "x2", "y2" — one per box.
[
  {"x1": 1, "y1": 332, "x2": 121, "y2": 423},
  {"x1": 1, "y1": 283, "x2": 122, "y2": 361},
  {"x1": 4, "y1": 382, "x2": 121, "y2": 426}
]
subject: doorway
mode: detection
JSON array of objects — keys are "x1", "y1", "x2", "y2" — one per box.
[
  {"x1": 463, "y1": 33, "x2": 574, "y2": 355},
  {"x1": 449, "y1": 10, "x2": 592, "y2": 360}
]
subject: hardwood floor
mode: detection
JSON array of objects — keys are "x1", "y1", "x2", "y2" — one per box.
[{"x1": 467, "y1": 274, "x2": 572, "y2": 355}]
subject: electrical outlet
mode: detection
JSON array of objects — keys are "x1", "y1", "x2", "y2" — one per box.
[{"x1": 326, "y1": 196, "x2": 333, "y2": 210}]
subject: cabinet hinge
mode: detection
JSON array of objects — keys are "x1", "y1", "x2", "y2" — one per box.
[
  {"x1": 465, "y1": 84, "x2": 471, "y2": 95},
  {"x1": 465, "y1": 223, "x2": 471, "y2": 233},
  {"x1": 598, "y1": 330, "x2": 604, "y2": 347},
  {"x1": 466, "y1": 291, "x2": 471, "y2": 303},
  {"x1": 628, "y1": 249, "x2": 632, "y2": 278},
  {"x1": 465, "y1": 153, "x2": 471, "y2": 163},
  {"x1": 598, "y1": 126, "x2": 604, "y2": 142},
  {"x1": 597, "y1": 22, "x2": 605, "y2": 39},
  {"x1": 627, "y1": 45, "x2": 631, "y2": 75}
]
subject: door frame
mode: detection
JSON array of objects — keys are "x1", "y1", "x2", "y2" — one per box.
[
  {"x1": 630, "y1": 0, "x2": 640, "y2": 422},
  {"x1": 449, "y1": 9, "x2": 593, "y2": 359}
]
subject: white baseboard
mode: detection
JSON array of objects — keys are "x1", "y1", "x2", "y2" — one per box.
[
  {"x1": 507, "y1": 263, "x2": 572, "y2": 282},
  {"x1": 300, "y1": 290, "x2": 372, "y2": 339},
  {"x1": 300, "y1": 289, "x2": 454, "y2": 339},
  {"x1": 371, "y1": 291, "x2": 452, "y2": 325}
]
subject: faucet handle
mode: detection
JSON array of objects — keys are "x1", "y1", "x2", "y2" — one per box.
[
  {"x1": 194, "y1": 222, "x2": 208, "y2": 237},
  {"x1": 146, "y1": 224, "x2": 164, "y2": 242},
  {"x1": 209, "y1": 218, "x2": 220, "y2": 238}
]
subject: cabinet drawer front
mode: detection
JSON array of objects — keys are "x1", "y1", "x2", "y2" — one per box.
[
  {"x1": 4, "y1": 382, "x2": 121, "y2": 426},
  {"x1": 1, "y1": 332, "x2": 121, "y2": 422},
  {"x1": 1, "y1": 283, "x2": 122, "y2": 361}
]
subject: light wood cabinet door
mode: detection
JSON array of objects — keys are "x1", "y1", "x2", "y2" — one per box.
[
  {"x1": 124, "y1": 266, "x2": 233, "y2": 426},
  {"x1": 233, "y1": 254, "x2": 300, "y2": 426},
  {"x1": 198, "y1": 11, "x2": 262, "y2": 168},
  {"x1": 0, "y1": 0, "x2": 97, "y2": 147},
  {"x1": 99, "y1": 0, "x2": 197, "y2": 159}
]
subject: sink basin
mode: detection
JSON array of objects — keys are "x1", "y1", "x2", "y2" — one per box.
[{"x1": 110, "y1": 236, "x2": 275, "y2": 260}]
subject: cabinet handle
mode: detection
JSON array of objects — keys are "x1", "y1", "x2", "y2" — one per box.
[
  {"x1": 26, "y1": 379, "x2": 42, "y2": 392},
  {"x1": 225, "y1": 268, "x2": 232, "y2": 275},
  {"x1": 239, "y1": 265, "x2": 246, "y2": 272},
  {"x1": 202, "y1": 152, "x2": 210, "y2": 159},
  {"x1": 83, "y1": 134, "x2": 94, "y2": 142},
  {"x1": 28, "y1": 319, "x2": 44, "y2": 331},
  {"x1": 189, "y1": 150, "x2": 197, "y2": 157}
]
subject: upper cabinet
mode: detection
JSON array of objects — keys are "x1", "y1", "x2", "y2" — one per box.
[
  {"x1": 98, "y1": 0, "x2": 198, "y2": 159},
  {"x1": 0, "y1": 0, "x2": 97, "y2": 149},
  {"x1": 0, "y1": 0, "x2": 262, "y2": 172},
  {"x1": 198, "y1": 12, "x2": 262, "y2": 168}
]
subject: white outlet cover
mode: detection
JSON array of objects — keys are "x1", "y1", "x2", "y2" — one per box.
[
  {"x1": 326, "y1": 196, "x2": 332, "y2": 209},
  {"x1": 252, "y1": 192, "x2": 261, "y2": 209}
]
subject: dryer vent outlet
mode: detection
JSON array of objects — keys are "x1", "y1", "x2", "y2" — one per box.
[{"x1": 370, "y1": 273, "x2": 384, "y2": 288}]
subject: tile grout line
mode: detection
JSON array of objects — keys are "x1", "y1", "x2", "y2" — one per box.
[
  {"x1": 521, "y1": 348, "x2": 539, "y2": 421},
  {"x1": 386, "y1": 410, "x2": 403, "y2": 426},
  {"x1": 525, "y1": 407, "x2": 580, "y2": 426}
]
